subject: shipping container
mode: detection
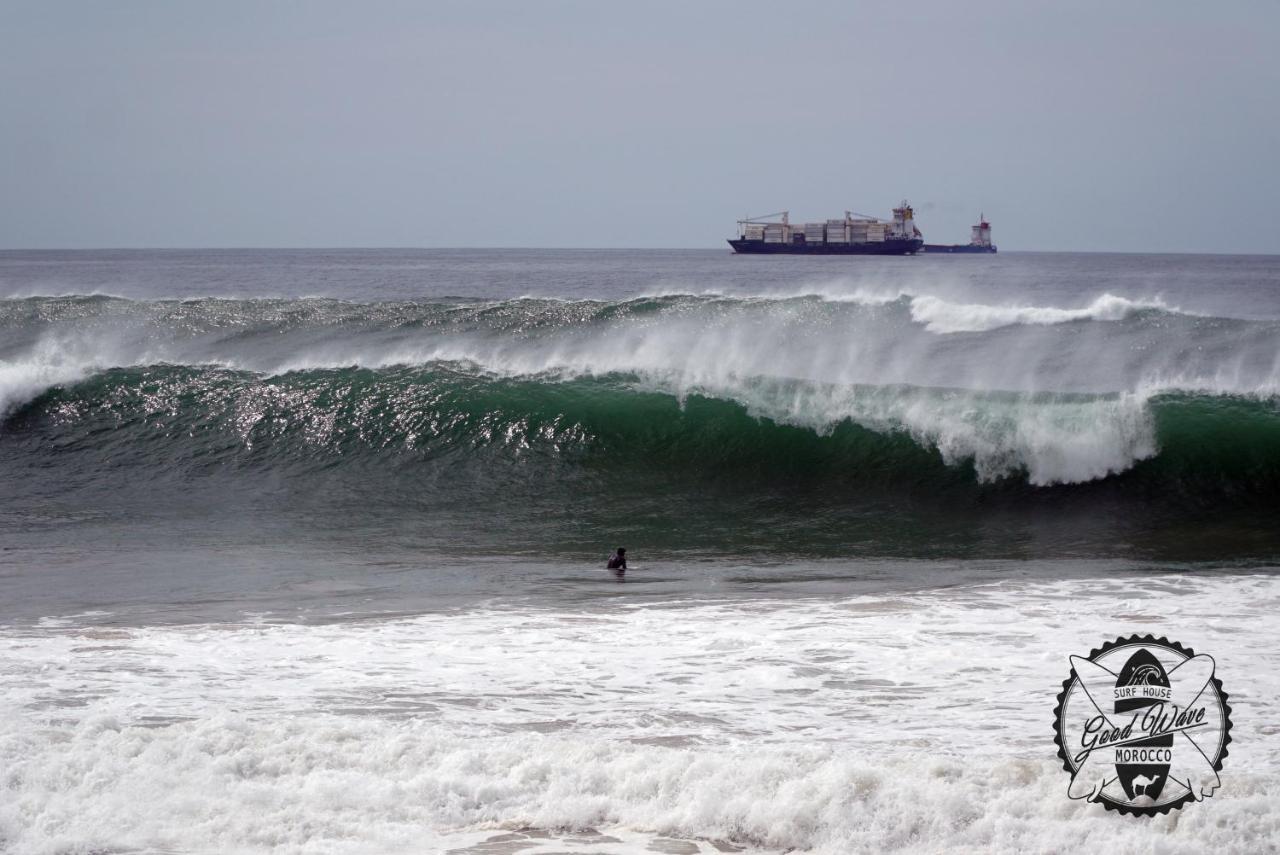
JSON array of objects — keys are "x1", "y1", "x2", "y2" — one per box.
[{"x1": 729, "y1": 201, "x2": 923, "y2": 255}]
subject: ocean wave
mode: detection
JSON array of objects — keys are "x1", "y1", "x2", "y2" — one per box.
[
  {"x1": 5, "y1": 364, "x2": 1280, "y2": 495},
  {"x1": 2, "y1": 294, "x2": 1278, "y2": 491}
]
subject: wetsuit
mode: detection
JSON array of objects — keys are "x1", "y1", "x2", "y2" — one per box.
[{"x1": 607, "y1": 553, "x2": 627, "y2": 570}]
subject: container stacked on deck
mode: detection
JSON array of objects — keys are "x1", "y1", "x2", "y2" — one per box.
[{"x1": 731, "y1": 201, "x2": 921, "y2": 253}]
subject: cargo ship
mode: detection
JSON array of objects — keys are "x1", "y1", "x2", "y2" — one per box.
[
  {"x1": 728, "y1": 201, "x2": 924, "y2": 255},
  {"x1": 922, "y1": 215, "x2": 997, "y2": 253}
]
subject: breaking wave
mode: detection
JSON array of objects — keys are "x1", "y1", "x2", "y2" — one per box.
[
  {"x1": 4, "y1": 365, "x2": 1280, "y2": 498},
  {"x1": 1, "y1": 293, "x2": 1278, "y2": 494}
]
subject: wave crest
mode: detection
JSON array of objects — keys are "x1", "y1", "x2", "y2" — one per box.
[{"x1": 908, "y1": 292, "x2": 1176, "y2": 333}]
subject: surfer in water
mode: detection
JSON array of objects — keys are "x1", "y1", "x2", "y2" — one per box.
[{"x1": 606, "y1": 547, "x2": 627, "y2": 573}]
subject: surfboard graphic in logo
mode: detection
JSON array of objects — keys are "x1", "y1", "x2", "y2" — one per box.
[
  {"x1": 1053, "y1": 635, "x2": 1232, "y2": 816},
  {"x1": 1113, "y1": 648, "x2": 1173, "y2": 803}
]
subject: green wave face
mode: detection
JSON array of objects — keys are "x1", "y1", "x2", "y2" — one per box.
[
  {"x1": 9, "y1": 364, "x2": 1280, "y2": 499},
  {"x1": 1143, "y1": 392, "x2": 1280, "y2": 496}
]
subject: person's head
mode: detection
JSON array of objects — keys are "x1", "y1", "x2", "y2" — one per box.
[{"x1": 616, "y1": 547, "x2": 626, "y2": 555}]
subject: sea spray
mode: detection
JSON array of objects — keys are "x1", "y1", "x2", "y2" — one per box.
[{"x1": 908, "y1": 292, "x2": 1177, "y2": 334}]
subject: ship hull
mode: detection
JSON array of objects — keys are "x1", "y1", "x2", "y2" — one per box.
[
  {"x1": 922, "y1": 244, "x2": 997, "y2": 254},
  {"x1": 728, "y1": 238, "x2": 923, "y2": 255}
]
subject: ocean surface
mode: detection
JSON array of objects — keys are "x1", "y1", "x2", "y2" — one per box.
[{"x1": 1, "y1": 249, "x2": 1278, "y2": 853}]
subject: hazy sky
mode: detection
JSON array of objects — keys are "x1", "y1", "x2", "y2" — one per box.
[{"x1": 1, "y1": 1, "x2": 1277, "y2": 252}]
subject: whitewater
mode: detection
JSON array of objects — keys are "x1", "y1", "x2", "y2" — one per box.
[
  {"x1": 2, "y1": 573, "x2": 1278, "y2": 853},
  {"x1": 3, "y1": 249, "x2": 1280, "y2": 853}
]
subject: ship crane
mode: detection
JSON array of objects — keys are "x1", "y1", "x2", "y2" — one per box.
[
  {"x1": 737, "y1": 211, "x2": 791, "y2": 240},
  {"x1": 738, "y1": 210, "x2": 883, "y2": 225},
  {"x1": 738, "y1": 211, "x2": 790, "y2": 224}
]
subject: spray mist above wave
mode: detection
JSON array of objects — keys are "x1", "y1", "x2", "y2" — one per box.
[
  {"x1": 631, "y1": 285, "x2": 1184, "y2": 332},
  {"x1": 0, "y1": 293, "x2": 1273, "y2": 405},
  {"x1": 907, "y1": 292, "x2": 1180, "y2": 333}
]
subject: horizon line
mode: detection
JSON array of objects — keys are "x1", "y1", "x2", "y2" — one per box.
[{"x1": 0, "y1": 246, "x2": 1276, "y2": 257}]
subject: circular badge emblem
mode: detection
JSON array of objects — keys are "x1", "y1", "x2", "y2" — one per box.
[{"x1": 1052, "y1": 634, "x2": 1231, "y2": 816}]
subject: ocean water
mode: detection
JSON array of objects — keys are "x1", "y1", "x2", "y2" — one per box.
[{"x1": 1, "y1": 249, "x2": 1278, "y2": 853}]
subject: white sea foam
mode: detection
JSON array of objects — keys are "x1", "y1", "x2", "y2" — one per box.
[
  {"x1": 636, "y1": 280, "x2": 912, "y2": 306},
  {"x1": 632, "y1": 283, "x2": 1185, "y2": 333},
  {"x1": 0, "y1": 338, "x2": 95, "y2": 417},
  {"x1": 661, "y1": 379, "x2": 1157, "y2": 485},
  {"x1": 5, "y1": 718, "x2": 1275, "y2": 855},
  {"x1": 908, "y1": 292, "x2": 1176, "y2": 334},
  {"x1": 1, "y1": 572, "x2": 1277, "y2": 853}
]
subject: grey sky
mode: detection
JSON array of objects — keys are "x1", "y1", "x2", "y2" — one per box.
[{"x1": 1, "y1": 1, "x2": 1276, "y2": 252}]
